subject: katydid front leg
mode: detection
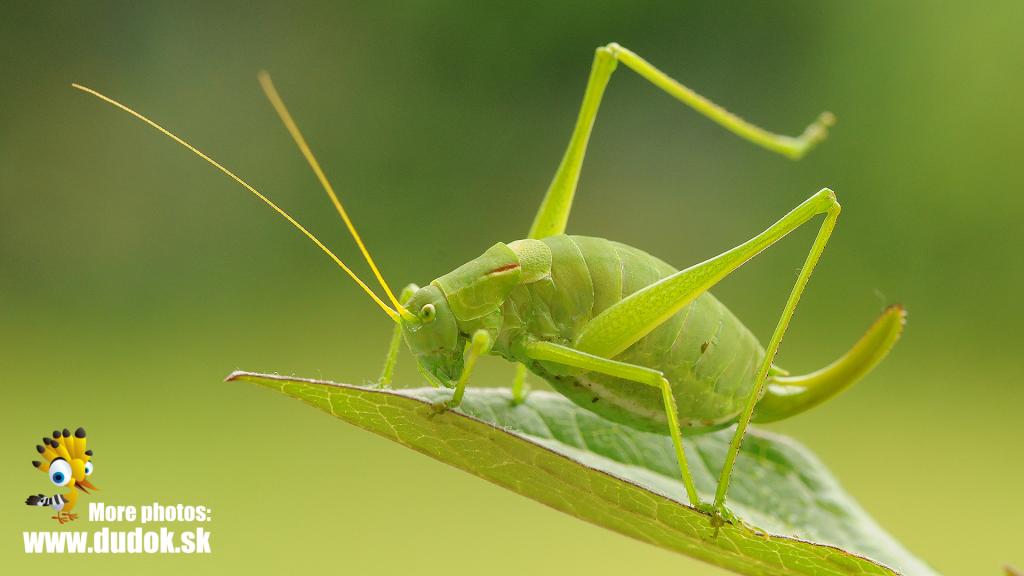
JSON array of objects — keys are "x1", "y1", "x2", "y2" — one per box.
[
  {"x1": 377, "y1": 283, "x2": 420, "y2": 387},
  {"x1": 449, "y1": 329, "x2": 492, "y2": 408},
  {"x1": 510, "y1": 363, "x2": 530, "y2": 405}
]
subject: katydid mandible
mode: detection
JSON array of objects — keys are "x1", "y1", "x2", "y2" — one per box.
[{"x1": 73, "y1": 43, "x2": 905, "y2": 523}]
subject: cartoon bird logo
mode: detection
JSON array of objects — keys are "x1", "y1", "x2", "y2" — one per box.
[{"x1": 25, "y1": 428, "x2": 97, "y2": 524}]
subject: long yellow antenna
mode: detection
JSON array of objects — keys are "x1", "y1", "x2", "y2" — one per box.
[
  {"x1": 257, "y1": 72, "x2": 411, "y2": 319},
  {"x1": 71, "y1": 83, "x2": 400, "y2": 322}
]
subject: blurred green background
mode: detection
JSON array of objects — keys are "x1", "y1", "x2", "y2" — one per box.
[{"x1": 2, "y1": 1, "x2": 1021, "y2": 574}]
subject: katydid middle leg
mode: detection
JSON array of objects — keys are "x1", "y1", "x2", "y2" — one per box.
[
  {"x1": 523, "y1": 339, "x2": 701, "y2": 507},
  {"x1": 528, "y1": 43, "x2": 835, "y2": 240}
]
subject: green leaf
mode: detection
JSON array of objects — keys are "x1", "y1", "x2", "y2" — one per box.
[{"x1": 228, "y1": 371, "x2": 938, "y2": 576}]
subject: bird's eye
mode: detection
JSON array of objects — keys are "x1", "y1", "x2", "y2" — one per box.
[
  {"x1": 49, "y1": 459, "x2": 72, "y2": 486},
  {"x1": 84, "y1": 461, "x2": 94, "y2": 476},
  {"x1": 419, "y1": 304, "x2": 436, "y2": 323}
]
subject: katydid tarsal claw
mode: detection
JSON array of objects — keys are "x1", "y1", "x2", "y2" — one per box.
[{"x1": 73, "y1": 42, "x2": 904, "y2": 524}]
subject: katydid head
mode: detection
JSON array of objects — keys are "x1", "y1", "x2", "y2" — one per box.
[
  {"x1": 72, "y1": 79, "x2": 502, "y2": 391},
  {"x1": 401, "y1": 285, "x2": 464, "y2": 386},
  {"x1": 399, "y1": 240, "x2": 541, "y2": 386},
  {"x1": 399, "y1": 241, "x2": 535, "y2": 386},
  {"x1": 74, "y1": 79, "x2": 536, "y2": 391}
]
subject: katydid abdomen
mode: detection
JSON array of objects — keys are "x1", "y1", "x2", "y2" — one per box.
[{"x1": 496, "y1": 235, "x2": 764, "y2": 434}]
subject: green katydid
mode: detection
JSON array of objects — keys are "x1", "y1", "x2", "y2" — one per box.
[{"x1": 73, "y1": 42, "x2": 905, "y2": 524}]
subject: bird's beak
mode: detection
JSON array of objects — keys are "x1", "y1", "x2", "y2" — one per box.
[{"x1": 77, "y1": 479, "x2": 98, "y2": 493}]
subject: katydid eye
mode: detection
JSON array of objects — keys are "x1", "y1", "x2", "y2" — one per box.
[
  {"x1": 419, "y1": 304, "x2": 436, "y2": 323},
  {"x1": 84, "y1": 461, "x2": 94, "y2": 476},
  {"x1": 49, "y1": 459, "x2": 72, "y2": 486}
]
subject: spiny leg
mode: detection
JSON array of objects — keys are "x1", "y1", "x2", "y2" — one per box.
[
  {"x1": 529, "y1": 42, "x2": 834, "y2": 239},
  {"x1": 524, "y1": 340, "x2": 700, "y2": 507},
  {"x1": 712, "y1": 194, "x2": 841, "y2": 517},
  {"x1": 546, "y1": 189, "x2": 841, "y2": 520},
  {"x1": 549, "y1": 188, "x2": 898, "y2": 516},
  {"x1": 574, "y1": 189, "x2": 841, "y2": 360},
  {"x1": 377, "y1": 283, "x2": 419, "y2": 387}
]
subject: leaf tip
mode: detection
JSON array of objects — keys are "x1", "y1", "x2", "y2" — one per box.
[{"x1": 225, "y1": 370, "x2": 254, "y2": 383}]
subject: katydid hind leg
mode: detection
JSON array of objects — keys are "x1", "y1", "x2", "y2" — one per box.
[
  {"x1": 711, "y1": 195, "x2": 841, "y2": 517},
  {"x1": 551, "y1": 188, "x2": 843, "y2": 525},
  {"x1": 574, "y1": 188, "x2": 841, "y2": 360},
  {"x1": 528, "y1": 43, "x2": 834, "y2": 240}
]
